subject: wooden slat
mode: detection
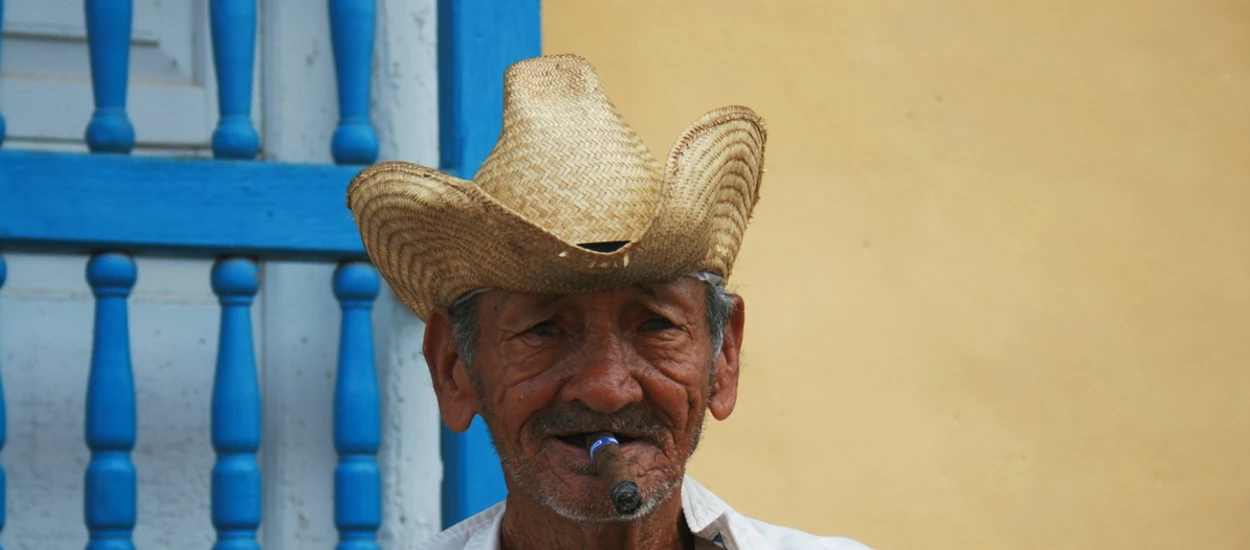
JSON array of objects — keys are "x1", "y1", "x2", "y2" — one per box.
[
  {"x1": 0, "y1": 150, "x2": 368, "y2": 260},
  {"x1": 0, "y1": 0, "x2": 7, "y2": 146},
  {"x1": 435, "y1": 0, "x2": 541, "y2": 528},
  {"x1": 84, "y1": 0, "x2": 136, "y2": 153},
  {"x1": 329, "y1": 0, "x2": 379, "y2": 166},
  {"x1": 332, "y1": 261, "x2": 382, "y2": 550},
  {"x1": 209, "y1": 0, "x2": 261, "y2": 160},
  {"x1": 83, "y1": 252, "x2": 139, "y2": 549},
  {"x1": 210, "y1": 257, "x2": 262, "y2": 550},
  {"x1": 0, "y1": 253, "x2": 7, "y2": 542}
]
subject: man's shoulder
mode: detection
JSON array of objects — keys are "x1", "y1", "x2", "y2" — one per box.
[
  {"x1": 413, "y1": 479, "x2": 875, "y2": 550},
  {"x1": 738, "y1": 513, "x2": 874, "y2": 550},
  {"x1": 682, "y1": 476, "x2": 873, "y2": 550},
  {"x1": 414, "y1": 502, "x2": 506, "y2": 550}
]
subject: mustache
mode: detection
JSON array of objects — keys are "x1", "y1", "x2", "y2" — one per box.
[{"x1": 529, "y1": 403, "x2": 670, "y2": 442}]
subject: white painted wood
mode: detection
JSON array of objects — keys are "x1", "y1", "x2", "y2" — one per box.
[
  {"x1": 0, "y1": 0, "x2": 262, "y2": 154},
  {"x1": 0, "y1": 0, "x2": 443, "y2": 547},
  {"x1": 369, "y1": 3, "x2": 445, "y2": 542},
  {"x1": 2, "y1": 79, "x2": 211, "y2": 145},
  {"x1": 0, "y1": 252, "x2": 257, "y2": 548},
  {"x1": 257, "y1": 0, "x2": 444, "y2": 547}
]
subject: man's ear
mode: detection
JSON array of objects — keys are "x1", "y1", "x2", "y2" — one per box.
[
  {"x1": 708, "y1": 294, "x2": 745, "y2": 421},
  {"x1": 423, "y1": 307, "x2": 480, "y2": 432}
]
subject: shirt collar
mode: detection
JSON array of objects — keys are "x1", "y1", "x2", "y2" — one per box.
[
  {"x1": 459, "y1": 501, "x2": 507, "y2": 550},
  {"x1": 681, "y1": 476, "x2": 730, "y2": 536},
  {"x1": 681, "y1": 476, "x2": 769, "y2": 549},
  {"x1": 452, "y1": 476, "x2": 759, "y2": 550}
]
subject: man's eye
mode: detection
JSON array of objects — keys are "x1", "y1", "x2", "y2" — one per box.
[
  {"x1": 525, "y1": 320, "x2": 560, "y2": 337},
  {"x1": 640, "y1": 316, "x2": 676, "y2": 332}
]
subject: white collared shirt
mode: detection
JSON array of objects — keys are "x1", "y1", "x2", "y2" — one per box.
[{"x1": 415, "y1": 477, "x2": 873, "y2": 550}]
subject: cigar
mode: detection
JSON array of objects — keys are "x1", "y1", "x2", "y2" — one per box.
[{"x1": 586, "y1": 432, "x2": 643, "y2": 515}]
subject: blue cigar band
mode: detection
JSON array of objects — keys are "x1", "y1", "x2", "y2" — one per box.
[{"x1": 588, "y1": 435, "x2": 620, "y2": 461}]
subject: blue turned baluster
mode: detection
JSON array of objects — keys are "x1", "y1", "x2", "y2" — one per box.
[
  {"x1": 1, "y1": 0, "x2": 8, "y2": 146},
  {"x1": 210, "y1": 258, "x2": 262, "y2": 550},
  {"x1": 328, "y1": 0, "x2": 378, "y2": 165},
  {"x1": 84, "y1": 253, "x2": 138, "y2": 550},
  {"x1": 332, "y1": 262, "x2": 381, "y2": 550},
  {"x1": 84, "y1": 0, "x2": 135, "y2": 153},
  {"x1": 0, "y1": 254, "x2": 7, "y2": 548},
  {"x1": 209, "y1": 0, "x2": 260, "y2": 159}
]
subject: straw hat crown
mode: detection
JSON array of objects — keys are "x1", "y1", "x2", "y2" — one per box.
[
  {"x1": 346, "y1": 54, "x2": 767, "y2": 320},
  {"x1": 474, "y1": 55, "x2": 664, "y2": 246}
]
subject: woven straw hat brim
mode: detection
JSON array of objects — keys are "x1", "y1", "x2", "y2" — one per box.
[{"x1": 347, "y1": 106, "x2": 766, "y2": 321}]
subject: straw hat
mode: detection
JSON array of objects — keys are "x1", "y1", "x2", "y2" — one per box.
[{"x1": 346, "y1": 54, "x2": 767, "y2": 320}]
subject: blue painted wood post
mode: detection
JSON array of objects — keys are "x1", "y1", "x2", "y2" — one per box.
[
  {"x1": 328, "y1": 0, "x2": 378, "y2": 165},
  {"x1": 83, "y1": 0, "x2": 135, "y2": 154},
  {"x1": 332, "y1": 262, "x2": 381, "y2": 550},
  {"x1": 84, "y1": 252, "x2": 138, "y2": 550},
  {"x1": 0, "y1": 254, "x2": 6, "y2": 549},
  {"x1": 209, "y1": 0, "x2": 260, "y2": 159},
  {"x1": 210, "y1": 258, "x2": 262, "y2": 550},
  {"x1": 0, "y1": 0, "x2": 7, "y2": 146},
  {"x1": 435, "y1": 0, "x2": 541, "y2": 527}
]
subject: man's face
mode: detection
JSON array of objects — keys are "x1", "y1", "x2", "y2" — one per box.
[{"x1": 423, "y1": 277, "x2": 745, "y2": 522}]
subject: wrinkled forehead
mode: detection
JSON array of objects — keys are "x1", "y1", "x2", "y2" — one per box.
[
  {"x1": 455, "y1": 272, "x2": 722, "y2": 306},
  {"x1": 471, "y1": 275, "x2": 711, "y2": 320}
]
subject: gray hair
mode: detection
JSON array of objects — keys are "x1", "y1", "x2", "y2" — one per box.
[{"x1": 447, "y1": 272, "x2": 736, "y2": 366}]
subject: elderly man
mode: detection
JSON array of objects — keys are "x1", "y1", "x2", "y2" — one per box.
[{"x1": 347, "y1": 54, "x2": 871, "y2": 550}]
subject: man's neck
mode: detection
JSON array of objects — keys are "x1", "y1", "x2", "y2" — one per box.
[{"x1": 498, "y1": 491, "x2": 696, "y2": 550}]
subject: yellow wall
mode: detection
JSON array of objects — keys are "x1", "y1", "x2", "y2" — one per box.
[{"x1": 544, "y1": 1, "x2": 1250, "y2": 549}]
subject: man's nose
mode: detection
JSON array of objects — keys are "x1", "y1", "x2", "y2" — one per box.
[{"x1": 560, "y1": 334, "x2": 644, "y2": 415}]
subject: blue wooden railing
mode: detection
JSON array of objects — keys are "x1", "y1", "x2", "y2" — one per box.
[
  {"x1": 209, "y1": 0, "x2": 261, "y2": 160},
  {"x1": 329, "y1": 0, "x2": 379, "y2": 166},
  {"x1": 84, "y1": 0, "x2": 136, "y2": 154},
  {"x1": 84, "y1": 253, "x2": 140, "y2": 550},
  {"x1": 0, "y1": 0, "x2": 540, "y2": 544},
  {"x1": 436, "y1": 0, "x2": 541, "y2": 526},
  {"x1": 333, "y1": 263, "x2": 382, "y2": 550},
  {"x1": 0, "y1": 256, "x2": 6, "y2": 548},
  {"x1": 211, "y1": 257, "x2": 263, "y2": 550},
  {"x1": 0, "y1": 0, "x2": 9, "y2": 147}
]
